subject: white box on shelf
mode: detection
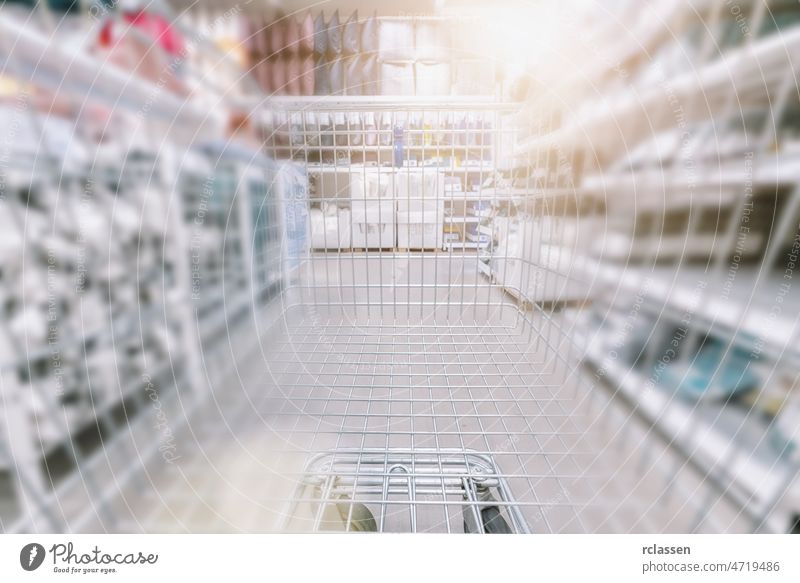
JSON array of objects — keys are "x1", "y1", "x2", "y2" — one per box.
[
  {"x1": 351, "y1": 198, "x2": 395, "y2": 219},
  {"x1": 395, "y1": 170, "x2": 445, "y2": 213},
  {"x1": 352, "y1": 220, "x2": 395, "y2": 249},
  {"x1": 381, "y1": 61, "x2": 415, "y2": 95},
  {"x1": 349, "y1": 170, "x2": 393, "y2": 199},
  {"x1": 351, "y1": 199, "x2": 395, "y2": 249},
  {"x1": 453, "y1": 60, "x2": 495, "y2": 96},
  {"x1": 415, "y1": 21, "x2": 450, "y2": 61},
  {"x1": 378, "y1": 20, "x2": 415, "y2": 60},
  {"x1": 397, "y1": 210, "x2": 444, "y2": 249},
  {"x1": 415, "y1": 62, "x2": 451, "y2": 96},
  {"x1": 310, "y1": 207, "x2": 352, "y2": 249}
]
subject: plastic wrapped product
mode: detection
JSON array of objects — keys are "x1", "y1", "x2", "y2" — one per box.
[
  {"x1": 280, "y1": 163, "x2": 309, "y2": 271},
  {"x1": 329, "y1": 56, "x2": 344, "y2": 95},
  {"x1": 314, "y1": 54, "x2": 330, "y2": 95},
  {"x1": 345, "y1": 55, "x2": 362, "y2": 95},
  {"x1": 378, "y1": 20, "x2": 414, "y2": 61},
  {"x1": 300, "y1": 53, "x2": 315, "y2": 95},
  {"x1": 380, "y1": 61, "x2": 414, "y2": 95},
  {"x1": 415, "y1": 61, "x2": 451, "y2": 96},
  {"x1": 348, "y1": 112, "x2": 362, "y2": 146},
  {"x1": 313, "y1": 12, "x2": 327, "y2": 55},
  {"x1": 310, "y1": 207, "x2": 351, "y2": 249},
  {"x1": 242, "y1": 16, "x2": 261, "y2": 66},
  {"x1": 364, "y1": 112, "x2": 377, "y2": 146},
  {"x1": 285, "y1": 54, "x2": 301, "y2": 95},
  {"x1": 393, "y1": 125, "x2": 405, "y2": 167},
  {"x1": 454, "y1": 60, "x2": 495, "y2": 95},
  {"x1": 415, "y1": 20, "x2": 451, "y2": 61},
  {"x1": 379, "y1": 112, "x2": 393, "y2": 145},
  {"x1": 268, "y1": 18, "x2": 285, "y2": 55},
  {"x1": 270, "y1": 56, "x2": 286, "y2": 94},
  {"x1": 343, "y1": 11, "x2": 360, "y2": 55},
  {"x1": 304, "y1": 112, "x2": 319, "y2": 146},
  {"x1": 318, "y1": 112, "x2": 334, "y2": 147},
  {"x1": 299, "y1": 12, "x2": 314, "y2": 53},
  {"x1": 360, "y1": 55, "x2": 379, "y2": 95},
  {"x1": 264, "y1": 20, "x2": 278, "y2": 57},
  {"x1": 256, "y1": 57, "x2": 271, "y2": 93},
  {"x1": 360, "y1": 12, "x2": 378, "y2": 55},
  {"x1": 284, "y1": 15, "x2": 299, "y2": 54},
  {"x1": 334, "y1": 112, "x2": 348, "y2": 146},
  {"x1": 253, "y1": 18, "x2": 269, "y2": 63},
  {"x1": 327, "y1": 10, "x2": 342, "y2": 55}
]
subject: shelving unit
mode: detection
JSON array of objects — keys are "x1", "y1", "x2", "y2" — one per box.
[
  {"x1": 519, "y1": 0, "x2": 800, "y2": 532},
  {"x1": 0, "y1": 7, "x2": 288, "y2": 532},
  {"x1": 582, "y1": 341, "x2": 798, "y2": 533},
  {"x1": 264, "y1": 98, "x2": 515, "y2": 252}
]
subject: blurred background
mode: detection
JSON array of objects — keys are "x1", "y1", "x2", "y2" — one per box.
[{"x1": 0, "y1": 0, "x2": 799, "y2": 534}]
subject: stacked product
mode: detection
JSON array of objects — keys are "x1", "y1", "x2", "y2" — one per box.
[
  {"x1": 244, "y1": 12, "x2": 494, "y2": 96},
  {"x1": 310, "y1": 203, "x2": 352, "y2": 249},
  {"x1": 350, "y1": 170, "x2": 395, "y2": 249},
  {"x1": 0, "y1": 111, "x2": 184, "y2": 451},
  {"x1": 246, "y1": 11, "x2": 316, "y2": 95},
  {"x1": 396, "y1": 170, "x2": 445, "y2": 249}
]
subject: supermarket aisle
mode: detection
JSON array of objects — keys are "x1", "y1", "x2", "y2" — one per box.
[{"x1": 87, "y1": 255, "x2": 730, "y2": 533}]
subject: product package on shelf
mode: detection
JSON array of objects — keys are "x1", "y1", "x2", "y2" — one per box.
[
  {"x1": 284, "y1": 14, "x2": 299, "y2": 53},
  {"x1": 378, "y1": 19, "x2": 415, "y2": 61},
  {"x1": 351, "y1": 198, "x2": 395, "y2": 249},
  {"x1": 415, "y1": 20, "x2": 450, "y2": 61},
  {"x1": 361, "y1": 12, "x2": 378, "y2": 55},
  {"x1": 397, "y1": 211, "x2": 443, "y2": 250},
  {"x1": 381, "y1": 61, "x2": 415, "y2": 95},
  {"x1": 343, "y1": 11, "x2": 360, "y2": 55},
  {"x1": 327, "y1": 10, "x2": 343, "y2": 56},
  {"x1": 415, "y1": 61, "x2": 451, "y2": 96},
  {"x1": 396, "y1": 170, "x2": 445, "y2": 213},
  {"x1": 453, "y1": 60, "x2": 496, "y2": 96},
  {"x1": 299, "y1": 12, "x2": 315, "y2": 53},
  {"x1": 279, "y1": 163, "x2": 310, "y2": 276},
  {"x1": 310, "y1": 204, "x2": 352, "y2": 249}
]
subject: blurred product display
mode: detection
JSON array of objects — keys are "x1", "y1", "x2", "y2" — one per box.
[
  {"x1": 0, "y1": 0, "x2": 799, "y2": 536},
  {"x1": 244, "y1": 11, "x2": 496, "y2": 96}
]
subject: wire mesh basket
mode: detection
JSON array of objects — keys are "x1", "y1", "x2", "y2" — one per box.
[{"x1": 282, "y1": 449, "x2": 530, "y2": 533}]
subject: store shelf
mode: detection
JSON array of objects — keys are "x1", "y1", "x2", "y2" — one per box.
[
  {"x1": 0, "y1": 15, "x2": 223, "y2": 140},
  {"x1": 445, "y1": 241, "x2": 484, "y2": 250},
  {"x1": 466, "y1": 232, "x2": 491, "y2": 245},
  {"x1": 515, "y1": 25, "x2": 800, "y2": 155},
  {"x1": 260, "y1": 95, "x2": 511, "y2": 111},
  {"x1": 583, "y1": 342, "x2": 798, "y2": 528},
  {"x1": 591, "y1": 262, "x2": 800, "y2": 361},
  {"x1": 583, "y1": 154, "x2": 800, "y2": 194}
]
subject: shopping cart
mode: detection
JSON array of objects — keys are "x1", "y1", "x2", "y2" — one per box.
[
  {"x1": 212, "y1": 98, "x2": 598, "y2": 533},
  {"x1": 281, "y1": 449, "x2": 530, "y2": 533}
]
